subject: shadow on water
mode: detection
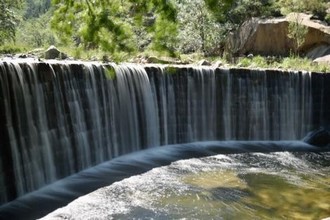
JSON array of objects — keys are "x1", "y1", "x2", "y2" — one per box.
[
  {"x1": 207, "y1": 187, "x2": 251, "y2": 202},
  {"x1": 0, "y1": 140, "x2": 329, "y2": 220}
]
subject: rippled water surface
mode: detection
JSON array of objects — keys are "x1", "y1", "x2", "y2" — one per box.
[{"x1": 43, "y1": 152, "x2": 330, "y2": 220}]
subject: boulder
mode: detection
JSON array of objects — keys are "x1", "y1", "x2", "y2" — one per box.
[
  {"x1": 306, "y1": 44, "x2": 330, "y2": 60},
  {"x1": 212, "y1": 60, "x2": 223, "y2": 68},
  {"x1": 197, "y1": 59, "x2": 211, "y2": 66},
  {"x1": 303, "y1": 128, "x2": 330, "y2": 148},
  {"x1": 227, "y1": 17, "x2": 291, "y2": 56},
  {"x1": 287, "y1": 13, "x2": 330, "y2": 55},
  {"x1": 228, "y1": 13, "x2": 330, "y2": 58},
  {"x1": 313, "y1": 54, "x2": 330, "y2": 65},
  {"x1": 44, "y1": 45, "x2": 67, "y2": 59}
]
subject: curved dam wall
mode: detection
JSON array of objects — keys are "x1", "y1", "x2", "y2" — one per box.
[{"x1": 0, "y1": 59, "x2": 329, "y2": 205}]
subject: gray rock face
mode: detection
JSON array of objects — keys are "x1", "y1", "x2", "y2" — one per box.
[
  {"x1": 197, "y1": 59, "x2": 211, "y2": 66},
  {"x1": 306, "y1": 44, "x2": 330, "y2": 60},
  {"x1": 44, "y1": 45, "x2": 67, "y2": 59},
  {"x1": 303, "y1": 128, "x2": 330, "y2": 148},
  {"x1": 227, "y1": 17, "x2": 292, "y2": 56},
  {"x1": 227, "y1": 13, "x2": 330, "y2": 58},
  {"x1": 313, "y1": 54, "x2": 330, "y2": 64}
]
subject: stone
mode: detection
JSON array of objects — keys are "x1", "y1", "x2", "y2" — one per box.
[
  {"x1": 197, "y1": 59, "x2": 211, "y2": 66},
  {"x1": 313, "y1": 54, "x2": 330, "y2": 64},
  {"x1": 307, "y1": 44, "x2": 330, "y2": 60},
  {"x1": 313, "y1": 55, "x2": 330, "y2": 65},
  {"x1": 303, "y1": 128, "x2": 330, "y2": 147},
  {"x1": 212, "y1": 60, "x2": 223, "y2": 68},
  {"x1": 247, "y1": 54, "x2": 254, "y2": 59},
  {"x1": 227, "y1": 13, "x2": 330, "y2": 58},
  {"x1": 102, "y1": 55, "x2": 111, "y2": 62},
  {"x1": 145, "y1": 56, "x2": 187, "y2": 64},
  {"x1": 44, "y1": 45, "x2": 67, "y2": 59},
  {"x1": 15, "y1": 54, "x2": 28, "y2": 58}
]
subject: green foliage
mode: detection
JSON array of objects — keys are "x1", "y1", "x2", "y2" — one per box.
[
  {"x1": 0, "y1": 0, "x2": 22, "y2": 45},
  {"x1": 287, "y1": 14, "x2": 308, "y2": 55},
  {"x1": 279, "y1": 57, "x2": 330, "y2": 73},
  {"x1": 276, "y1": 0, "x2": 327, "y2": 19},
  {"x1": 164, "y1": 66, "x2": 179, "y2": 75},
  {"x1": 149, "y1": 15, "x2": 178, "y2": 56},
  {"x1": 0, "y1": 42, "x2": 27, "y2": 54},
  {"x1": 51, "y1": 0, "x2": 178, "y2": 55},
  {"x1": 175, "y1": 0, "x2": 226, "y2": 56},
  {"x1": 2, "y1": 0, "x2": 328, "y2": 68},
  {"x1": 16, "y1": 11, "x2": 57, "y2": 47},
  {"x1": 325, "y1": 14, "x2": 330, "y2": 25},
  {"x1": 238, "y1": 55, "x2": 269, "y2": 68},
  {"x1": 48, "y1": 0, "x2": 330, "y2": 60},
  {"x1": 104, "y1": 66, "x2": 116, "y2": 80},
  {"x1": 236, "y1": 55, "x2": 330, "y2": 73},
  {"x1": 23, "y1": 0, "x2": 51, "y2": 19},
  {"x1": 204, "y1": 0, "x2": 280, "y2": 25},
  {"x1": 203, "y1": 0, "x2": 234, "y2": 22}
]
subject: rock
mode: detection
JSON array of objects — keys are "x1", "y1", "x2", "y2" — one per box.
[
  {"x1": 247, "y1": 54, "x2": 254, "y2": 59},
  {"x1": 27, "y1": 48, "x2": 45, "y2": 58},
  {"x1": 102, "y1": 55, "x2": 111, "y2": 62},
  {"x1": 15, "y1": 54, "x2": 28, "y2": 58},
  {"x1": 228, "y1": 13, "x2": 330, "y2": 58},
  {"x1": 0, "y1": 54, "x2": 13, "y2": 59},
  {"x1": 303, "y1": 128, "x2": 330, "y2": 147},
  {"x1": 287, "y1": 13, "x2": 330, "y2": 56},
  {"x1": 306, "y1": 44, "x2": 330, "y2": 60},
  {"x1": 145, "y1": 56, "x2": 187, "y2": 64},
  {"x1": 227, "y1": 17, "x2": 291, "y2": 56},
  {"x1": 212, "y1": 60, "x2": 223, "y2": 68},
  {"x1": 313, "y1": 54, "x2": 330, "y2": 64},
  {"x1": 44, "y1": 45, "x2": 68, "y2": 59},
  {"x1": 197, "y1": 59, "x2": 211, "y2": 66},
  {"x1": 146, "y1": 56, "x2": 163, "y2": 63}
]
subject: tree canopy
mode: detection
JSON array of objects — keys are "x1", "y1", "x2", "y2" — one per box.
[
  {"x1": 1, "y1": 0, "x2": 329, "y2": 57},
  {"x1": 50, "y1": 0, "x2": 235, "y2": 54},
  {"x1": 0, "y1": 0, "x2": 22, "y2": 45},
  {"x1": 51, "y1": 0, "x2": 180, "y2": 54}
]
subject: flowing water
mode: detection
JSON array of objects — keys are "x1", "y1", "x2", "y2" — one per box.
[
  {"x1": 42, "y1": 151, "x2": 330, "y2": 220},
  {"x1": 0, "y1": 59, "x2": 330, "y2": 219}
]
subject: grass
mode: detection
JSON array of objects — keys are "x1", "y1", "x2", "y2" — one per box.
[
  {"x1": 0, "y1": 43, "x2": 329, "y2": 73},
  {"x1": 0, "y1": 42, "x2": 31, "y2": 54},
  {"x1": 236, "y1": 55, "x2": 330, "y2": 73}
]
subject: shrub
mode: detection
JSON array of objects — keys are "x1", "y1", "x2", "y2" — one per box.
[{"x1": 0, "y1": 43, "x2": 27, "y2": 54}]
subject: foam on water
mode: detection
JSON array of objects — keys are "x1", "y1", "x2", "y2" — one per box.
[{"x1": 42, "y1": 151, "x2": 330, "y2": 220}]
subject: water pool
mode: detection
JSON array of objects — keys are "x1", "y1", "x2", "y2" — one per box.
[{"x1": 43, "y1": 151, "x2": 330, "y2": 220}]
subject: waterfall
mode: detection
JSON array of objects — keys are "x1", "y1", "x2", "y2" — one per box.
[{"x1": 0, "y1": 59, "x2": 325, "y2": 205}]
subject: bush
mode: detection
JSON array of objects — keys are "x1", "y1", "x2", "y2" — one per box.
[
  {"x1": 16, "y1": 11, "x2": 57, "y2": 48},
  {"x1": 276, "y1": 0, "x2": 327, "y2": 19},
  {"x1": 280, "y1": 57, "x2": 330, "y2": 72},
  {"x1": 238, "y1": 55, "x2": 269, "y2": 68},
  {"x1": 175, "y1": 0, "x2": 227, "y2": 56},
  {"x1": 0, "y1": 43, "x2": 28, "y2": 54}
]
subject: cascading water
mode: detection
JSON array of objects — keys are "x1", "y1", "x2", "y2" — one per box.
[
  {"x1": 0, "y1": 60, "x2": 162, "y2": 204},
  {"x1": 0, "y1": 59, "x2": 328, "y2": 212}
]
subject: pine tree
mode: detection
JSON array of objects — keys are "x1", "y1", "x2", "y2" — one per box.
[
  {"x1": 50, "y1": 0, "x2": 238, "y2": 54},
  {"x1": 0, "y1": 0, "x2": 22, "y2": 44}
]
